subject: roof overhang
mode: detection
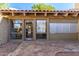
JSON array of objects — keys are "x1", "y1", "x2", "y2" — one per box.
[{"x1": 0, "y1": 10, "x2": 79, "y2": 19}]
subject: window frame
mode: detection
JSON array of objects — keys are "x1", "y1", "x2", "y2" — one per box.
[{"x1": 49, "y1": 23, "x2": 77, "y2": 33}]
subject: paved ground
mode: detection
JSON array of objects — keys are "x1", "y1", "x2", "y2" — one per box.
[
  {"x1": 1, "y1": 40, "x2": 79, "y2": 56},
  {"x1": 8, "y1": 40, "x2": 64, "y2": 56},
  {"x1": 0, "y1": 40, "x2": 21, "y2": 56},
  {"x1": 8, "y1": 40, "x2": 79, "y2": 56}
]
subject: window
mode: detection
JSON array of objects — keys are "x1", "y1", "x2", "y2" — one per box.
[
  {"x1": 36, "y1": 20, "x2": 47, "y2": 39},
  {"x1": 50, "y1": 23, "x2": 77, "y2": 33},
  {"x1": 70, "y1": 23, "x2": 77, "y2": 33},
  {"x1": 10, "y1": 20, "x2": 22, "y2": 39},
  {"x1": 36, "y1": 20, "x2": 46, "y2": 33}
]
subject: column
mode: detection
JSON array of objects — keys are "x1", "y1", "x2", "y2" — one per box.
[
  {"x1": 33, "y1": 19, "x2": 36, "y2": 40},
  {"x1": 22, "y1": 19, "x2": 25, "y2": 40},
  {"x1": 47, "y1": 19, "x2": 49, "y2": 40},
  {"x1": 0, "y1": 18, "x2": 9, "y2": 44},
  {"x1": 77, "y1": 18, "x2": 79, "y2": 40}
]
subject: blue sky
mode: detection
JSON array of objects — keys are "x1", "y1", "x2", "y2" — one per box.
[{"x1": 9, "y1": 3, "x2": 74, "y2": 10}]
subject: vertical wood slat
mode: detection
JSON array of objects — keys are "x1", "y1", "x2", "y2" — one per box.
[
  {"x1": 64, "y1": 13, "x2": 68, "y2": 16},
  {"x1": 73, "y1": 13, "x2": 78, "y2": 17},
  {"x1": 47, "y1": 19, "x2": 49, "y2": 40},
  {"x1": 22, "y1": 19, "x2": 25, "y2": 40},
  {"x1": 23, "y1": 11, "x2": 25, "y2": 16},
  {"x1": 12, "y1": 12, "x2": 14, "y2": 16},
  {"x1": 44, "y1": 13, "x2": 47, "y2": 16},
  {"x1": 33, "y1": 19, "x2": 36, "y2": 40},
  {"x1": 77, "y1": 18, "x2": 79, "y2": 40},
  {"x1": 54, "y1": 13, "x2": 58, "y2": 16},
  {"x1": 34, "y1": 13, "x2": 36, "y2": 16},
  {"x1": 8, "y1": 19, "x2": 11, "y2": 41}
]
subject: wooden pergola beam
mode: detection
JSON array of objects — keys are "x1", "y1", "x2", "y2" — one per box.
[
  {"x1": 1, "y1": 10, "x2": 79, "y2": 18},
  {"x1": 34, "y1": 13, "x2": 36, "y2": 16},
  {"x1": 54, "y1": 13, "x2": 58, "y2": 16},
  {"x1": 63, "y1": 13, "x2": 68, "y2": 16},
  {"x1": 44, "y1": 13, "x2": 47, "y2": 16},
  {"x1": 12, "y1": 12, "x2": 14, "y2": 16},
  {"x1": 23, "y1": 12, "x2": 25, "y2": 16},
  {"x1": 73, "y1": 13, "x2": 78, "y2": 17}
]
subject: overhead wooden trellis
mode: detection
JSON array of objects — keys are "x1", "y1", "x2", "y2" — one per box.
[{"x1": 0, "y1": 10, "x2": 79, "y2": 17}]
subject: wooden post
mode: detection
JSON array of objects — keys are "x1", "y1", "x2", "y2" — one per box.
[
  {"x1": 44, "y1": 13, "x2": 47, "y2": 16},
  {"x1": 77, "y1": 18, "x2": 79, "y2": 40},
  {"x1": 22, "y1": 19, "x2": 25, "y2": 40},
  {"x1": 33, "y1": 19, "x2": 36, "y2": 40},
  {"x1": 12, "y1": 12, "x2": 14, "y2": 16},
  {"x1": 7, "y1": 19, "x2": 11, "y2": 41},
  {"x1": 73, "y1": 13, "x2": 78, "y2": 17},
  {"x1": 34, "y1": 13, "x2": 36, "y2": 16},
  {"x1": 54, "y1": 13, "x2": 58, "y2": 16},
  {"x1": 47, "y1": 19, "x2": 49, "y2": 40},
  {"x1": 64, "y1": 13, "x2": 68, "y2": 16}
]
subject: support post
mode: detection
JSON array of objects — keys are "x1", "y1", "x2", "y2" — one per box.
[
  {"x1": 8, "y1": 19, "x2": 11, "y2": 41},
  {"x1": 33, "y1": 19, "x2": 36, "y2": 40},
  {"x1": 77, "y1": 18, "x2": 79, "y2": 40},
  {"x1": 47, "y1": 19, "x2": 49, "y2": 40},
  {"x1": 22, "y1": 19, "x2": 25, "y2": 40}
]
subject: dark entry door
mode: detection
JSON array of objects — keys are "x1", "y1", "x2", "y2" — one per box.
[{"x1": 25, "y1": 21, "x2": 33, "y2": 40}]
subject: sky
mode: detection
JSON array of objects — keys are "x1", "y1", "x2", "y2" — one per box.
[{"x1": 9, "y1": 3, "x2": 74, "y2": 10}]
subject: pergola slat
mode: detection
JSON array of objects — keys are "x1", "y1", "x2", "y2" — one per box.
[
  {"x1": 54, "y1": 13, "x2": 58, "y2": 16},
  {"x1": 44, "y1": 13, "x2": 47, "y2": 16},
  {"x1": 63, "y1": 13, "x2": 68, "y2": 16},
  {"x1": 34, "y1": 13, "x2": 36, "y2": 16},
  {"x1": 0, "y1": 10, "x2": 79, "y2": 17},
  {"x1": 12, "y1": 12, "x2": 14, "y2": 16},
  {"x1": 73, "y1": 13, "x2": 78, "y2": 17}
]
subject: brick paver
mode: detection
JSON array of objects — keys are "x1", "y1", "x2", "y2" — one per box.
[
  {"x1": 8, "y1": 40, "x2": 74, "y2": 56},
  {"x1": 0, "y1": 40, "x2": 79, "y2": 56},
  {"x1": 0, "y1": 40, "x2": 21, "y2": 56}
]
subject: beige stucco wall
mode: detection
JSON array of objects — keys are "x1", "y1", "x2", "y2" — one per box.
[
  {"x1": 49, "y1": 33, "x2": 78, "y2": 41},
  {"x1": 75, "y1": 3, "x2": 79, "y2": 9},
  {"x1": 0, "y1": 17, "x2": 9, "y2": 44},
  {"x1": 75, "y1": 3, "x2": 79, "y2": 40}
]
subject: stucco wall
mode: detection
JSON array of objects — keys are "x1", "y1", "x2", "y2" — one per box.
[
  {"x1": 0, "y1": 18, "x2": 9, "y2": 44},
  {"x1": 75, "y1": 3, "x2": 79, "y2": 9},
  {"x1": 49, "y1": 33, "x2": 78, "y2": 41}
]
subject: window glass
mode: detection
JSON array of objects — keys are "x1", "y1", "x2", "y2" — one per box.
[
  {"x1": 14, "y1": 24, "x2": 21, "y2": 28},
  {"x1": 50, "y1": 23, "x2": 77, "y2": 33},
  {"x1": 70, "y1": 23, "x2": 77, "y2": 33},
  {"x1": 37, "y1": 20, "x2": 46, "y2": 33},
  {"x1": 62, "y1": 23, "x2": 70, "y2": 33},
  {"x1": 10, "y1": 20, "x2": 22, "y2": 39}
]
